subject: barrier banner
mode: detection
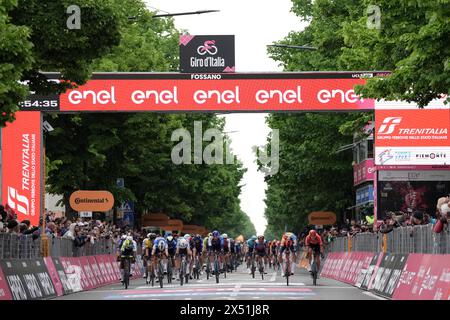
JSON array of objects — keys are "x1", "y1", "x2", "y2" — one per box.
[
  {"x1": 360, "y1": 253, "x2": 384, "y2": 290},
  {"x1": 97, "y1": 255, "x2": 114, "y2": 284},
  {"x1": 393, "y1": 254, "x2": 450, "y2": 300},
  {"x1": 0, "y1": 259, "x2": 56, "y2": 300},
  {"x1": 43, "y1": 257, "x2": 64, "y2": 297},
  {"x1": 67, "y1": 257, "x2": 90, "y2": 290},
  {"x1": 87, "y1": 256, "x2": 105, "y2": 286},
  {"x1": 0, "y1": 264, "x2": 13, "y2": 300},
  {"x1": 103, "y1": 255, "x2": 116, "y2": 284},
  {"x1": 107, "y1": 255, "x2": 122, "y2": 281},
  {"x1": 79, "y1": 256, "x2": 98, "y2": 290},
  {"x1": 370, "y1": 253, "x2": 408, "y2": 298},
  {"x1": 52, "y1": 258, "x2": 73, "y2": 295},
  {"x1": 59, "y1": 257, "x2": 83, "y2": 292}
]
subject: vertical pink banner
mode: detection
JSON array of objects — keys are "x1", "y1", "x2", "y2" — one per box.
[
  {"x1": 88, "y1": 256, "x2": 105, "y2": 286},
  {"x1": 0, "y1": 266, "x2": 13, "y2": 300},
  {"x1": 43, "y1": 257, "x2": 64, "y2": 297}
]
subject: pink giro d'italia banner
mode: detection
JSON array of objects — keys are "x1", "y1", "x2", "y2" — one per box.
[
  {"x1": 393, "y1": 254, "x2": 450, "y2": 300},
  {"x1": 0, "y1": 266, "x2": 13, "y2": 300},
  {"x1": 43, "y1": 257, "x2": 64, "y2": 297}
]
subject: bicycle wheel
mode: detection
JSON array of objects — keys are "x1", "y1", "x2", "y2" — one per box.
[
  {"x1": 167, "y1": 259, "x2": 172, "y2": 284},
  {"x1": 214, "y1": 257, "x2": 220, "y2": 284},
  {"x1": 260, "y1": 259, "x2": 264, "y2": 280},
  {"x1": 206, "y1": 256, "x2": 210, "y2": 280},
  {"x1": 180, "y1": 259, "x2": 185, "y2": 286},
  {"x1": 251, "y1": 259, "x2": 255, "y2": 279},
  {"x1": 311, "y1": 256, "x2": 318, "y2": 286},
  {"x1": 124, "y1": 259, "x2": 130, "y2": 289},
  {"x1": 158, "y1": 260, "x2": 164, "y2": 288}
]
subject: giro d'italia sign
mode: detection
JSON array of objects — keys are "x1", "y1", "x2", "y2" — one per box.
[{"x1": 179, "y1": 35, "x2": 235, "y2": 73}]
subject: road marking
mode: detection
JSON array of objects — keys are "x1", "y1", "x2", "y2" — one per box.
[
  {"x1": 270, "y1": 271, "x2": 277, "y2": 282},
  {"x1": 230, "y1": 283, "x2": 241, "y2": 297},
  {"x1": 362, "y1": 291, "x2": 387, "y2": 300}
]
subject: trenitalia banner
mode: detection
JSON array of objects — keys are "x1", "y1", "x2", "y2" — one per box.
[
  {"x1": 17, "y1": 72, "x2": 386, "y2": 112},
  {"x1": 1, "y1": 111, "x2": 41, "y2": 226},
  {"x1": 375, "y1": 108, "x2": 450, "y2": 165}
]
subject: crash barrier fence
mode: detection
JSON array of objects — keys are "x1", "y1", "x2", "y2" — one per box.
[
  {"x1": 326, "y1": 225, "x2": 450, "y2": 254},
  {"x1": 0, "y1": 254, "x2": 145, "y2": 300},
  {"x1": 0, "y1": 234, "x2": 144, "y2": 260},
  {"x1": 319, "y1": 251, "x2": 449, "y2": 300}
]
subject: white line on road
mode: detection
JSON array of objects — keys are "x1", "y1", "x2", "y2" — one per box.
[
  {"x1": 270, "y1": 271, "x2": 277, "y2": 282},
  {"x1": 362, "y1": 291, "x2": 387, "y2": 300},
  {"x1": 230, "y1": 283, "x2": 241, "y2": 297}
]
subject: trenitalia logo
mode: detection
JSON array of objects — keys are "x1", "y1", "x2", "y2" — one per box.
[
  {"x1": 7, "y1": 186, "x2": 30, "y2": 216},
  {"x1": 378, "y1": 117, "x2": 402, "y2": 134}
]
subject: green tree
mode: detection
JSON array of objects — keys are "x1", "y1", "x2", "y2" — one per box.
[
  {"x1": 0, "y1": 0, "x2": 33, "y2": 126},
  {"x1": 0, "y1": 0, "x2": 121, "y2": 127}
]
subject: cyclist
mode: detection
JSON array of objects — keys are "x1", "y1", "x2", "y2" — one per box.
[
  {"x1": 166, "y1": 234, "x2": 177, "y2": 279},
  {"x1": 305, "y1": 229, "x2": 324, "y2": 272},
  {"x1": 202, "y1": 233, "x2": 211, "y2": 269},
  {"x1": 253, "y1": 235, "x2": 268, "y2": 274},
  {"x1": 229, "y1": 238, "x2": 236, "y2": 269},
  {"x1": 116, "y1": 234, "x2": 127, "y2": 261},
  {"x1": 207, "y1": 230, "x2": 223, "y2": 274},
  {"x1": 246, "y1": 235, "x2": 257, "y2": 273},
  {"x1": 279, "y1": 232, "x2": 297, "y2": 276},
  {"x1": 176, "y1": 237, "x2": 192, "y2": 281},
  {"x1": 143, "y1": 233, "x2": 156, "y2": 279},
  {"x1": 192, "y1": 234, "x2": 204, "y2": 275},
  {"x1": 184, "y1": 234, "x2": 194, "y2": 278},
  {"x1": 235, "y1": 240, "x2": 242, "y2": 262},
  {"x1": 152, "y1": 234, "x2": 168, "y2": 280},
  {"x1": 120, "y1": 235, "x2": 135, "y2": 283},
  {"x1": 221, "y1": 234, "x2": 231, "y2": 272},
  {"x1": 269, "y1": 238, "x2": 279, "y2": 267}
]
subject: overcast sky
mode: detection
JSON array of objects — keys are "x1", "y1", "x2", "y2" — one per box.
[{"x1": 145, "y1": 0, "x2": 305, "y2": 235}]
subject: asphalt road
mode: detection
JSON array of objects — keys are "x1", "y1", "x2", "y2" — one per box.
[{"x1": 53, "y1": 262, "x2": 383, "y2": 300}]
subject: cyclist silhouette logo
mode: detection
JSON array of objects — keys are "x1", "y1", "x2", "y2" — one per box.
[{"x1": 197, "y1": 40, "x2": 218, "y2": 55}]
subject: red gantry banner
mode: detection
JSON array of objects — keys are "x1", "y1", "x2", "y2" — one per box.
[
  {"x1": 17, "y1": 72, "x2": 387, "y2": 113},
  {"x1": 1, "y1": 111, "x2": 41, "y2": 226}
]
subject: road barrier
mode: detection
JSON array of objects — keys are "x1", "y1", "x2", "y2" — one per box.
[
  {"x1": 0, "y1": 254, "x2": 144, "y2": 300},
  {"x1": 0, "y1": 233, "x2": 116, "y2": 260},
  {"x1": 320, "y1": 251, "x2": 450, "y2": 300},
  {"x1": 327, "y1": 225, "x2": 450, "y2": 254}
]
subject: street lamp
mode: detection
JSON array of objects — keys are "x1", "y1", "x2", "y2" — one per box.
[
  {"x1": 267, "y1": 44, "x2": 318, "y2": 51},
  {"x1": 128, "y1": 9, "x2": 220, "y2": 20}
]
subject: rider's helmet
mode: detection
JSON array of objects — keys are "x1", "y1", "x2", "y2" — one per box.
[
  {"x1": 167, "y1": 235, "x2": 174, "y2": 242},
  {"x1": 146, "y1": 233, "x2": 152, "y2": 239},
  {"x1": 127, "y1": 235, "x2": 133, "y2": 241},
  {"x1": 208, "y1": 232, "x2": 212, "y2": 237},
  {"x1": 222, "y1": 233, "x2": 228, "y2": 239},
  {"x1": 149, "y1": 233, "x2": 157, "y2": 240},
  {"x1": 309, "y1": 230, "x2": 317, "y2": 237},
  {"x1": 276, "y1": 240, "x2": 281, "y2": 246},
  {"x1": 121, "y1": 235, "x2": 127, "y2": 240},
  {"x1": 157, "y1": 240, "x2": 165, "y2": 251},
  {"x1": 257, "y1": 235, "x2": 264, "y2": 241},
  {"x1": 212, "y1": 230, "x2": 220, "y2": 238},
  {"x1": 251, "y1": 235, "x2": 257, "y2": 240},
  {"x1": 184, "y1": 234, "x2": 191, "y2": 241},
  {"x1": 178, "y1": 238, "x2": 188, "y2": 249}
]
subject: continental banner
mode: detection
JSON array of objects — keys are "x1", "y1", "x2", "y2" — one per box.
[{"x1": 1, "y1": 111, "x2": 41, "y2": 226}]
